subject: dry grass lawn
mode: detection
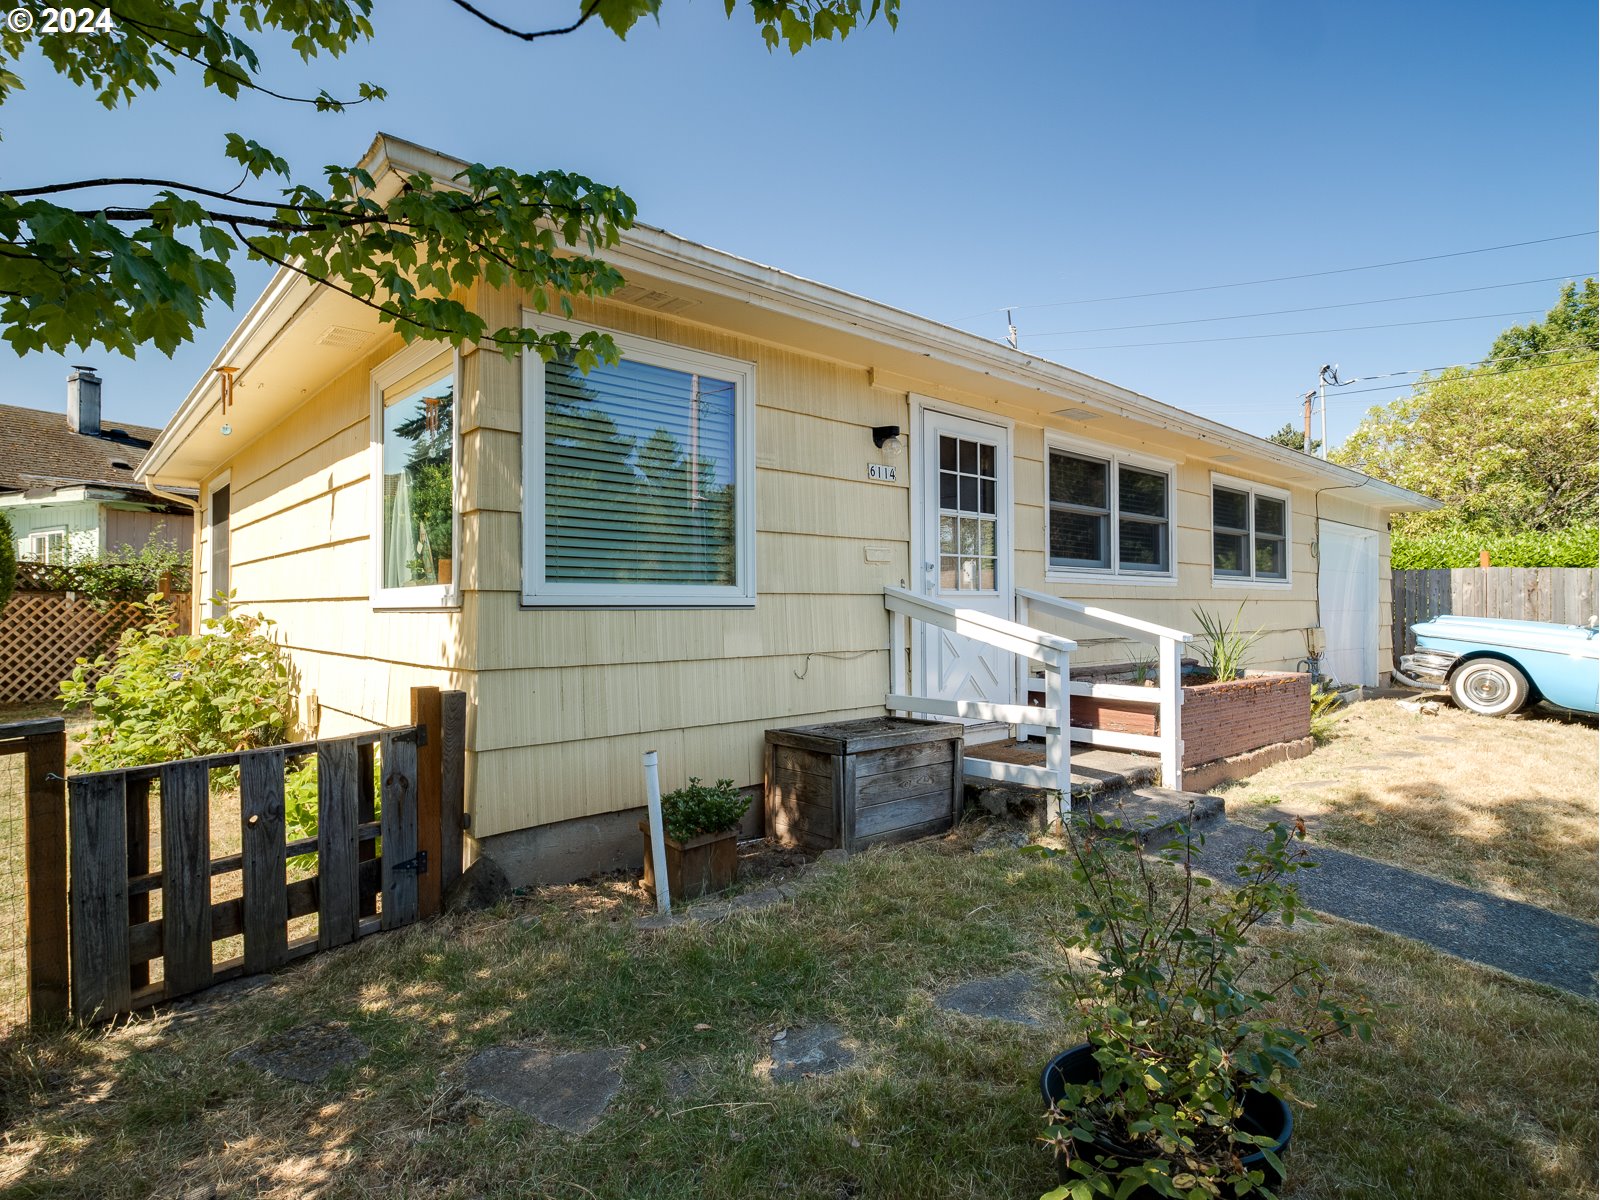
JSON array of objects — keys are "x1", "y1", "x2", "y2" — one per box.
[
  {"x1": 0, "y1": 828, "x2": 1593, "y2": 1200},
  {"x1": 1219, "y1": 698, "x2": 1599, "y2": 920}
]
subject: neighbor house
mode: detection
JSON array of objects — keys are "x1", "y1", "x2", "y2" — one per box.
[
  {"x1": 2, "y1": 368, "x2": 193, "y2": 563},
  {"x1": 137, "y1": 135, "x2": 1437, "y2": 885}
]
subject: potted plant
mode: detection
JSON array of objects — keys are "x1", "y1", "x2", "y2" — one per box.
[
  {"x1": 1191, "y1": 602, "x2": 1265, "y2": 683},
  {"x1": 639, "y1": 776, "x2": 749, "y2": 901},
  {"x1": 1031, "y1": 809, "x2": 1372, "y2": 1200}
]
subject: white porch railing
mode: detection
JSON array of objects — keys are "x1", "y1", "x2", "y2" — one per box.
[
  {"x1": 1015, "y1": 589, "x2": 1191, "y2": 788},
  {"x1": 883, "y1": 587, "x2": 1077, "y2": 822}
]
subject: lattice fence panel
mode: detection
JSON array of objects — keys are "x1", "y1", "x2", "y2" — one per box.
[{"x1": 0, "y1": 592, "x2": 143, "y2": 703}]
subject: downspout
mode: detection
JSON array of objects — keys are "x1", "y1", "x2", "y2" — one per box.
[{"x1": 141, "y1": 477, "x2": 202, "y2": 629}]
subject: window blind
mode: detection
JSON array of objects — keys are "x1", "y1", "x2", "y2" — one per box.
[{"x1": 544, "y1": 356, "x2": 738, "y2": 586}]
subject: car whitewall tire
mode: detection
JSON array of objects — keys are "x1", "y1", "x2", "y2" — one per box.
[{"x1": 1448, "y1": 658, "x2": 1531, "y2": 717}]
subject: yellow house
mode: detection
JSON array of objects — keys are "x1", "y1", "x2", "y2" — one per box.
[{"x1": 139, "y1": 135, "x2": 1437, "y2": 884}]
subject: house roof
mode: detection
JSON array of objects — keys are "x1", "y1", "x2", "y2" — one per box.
[
  {"x1": 0, "y1": 402, "x2": 168, "y2": 497},
  {"x1": 141, "y1": 133, "x2": 1440, "y2": 514}
]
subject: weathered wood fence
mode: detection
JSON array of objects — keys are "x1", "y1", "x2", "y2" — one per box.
[
  {"x1": 1392, "y1": 568, "x2": 1600, "y2": 659},
  {"x1": 0, "y1": 718, "x2": 69, "y2": 1028},
  {"x1": 16, "y1": 687, "x2": 465, "y2": 1026}
]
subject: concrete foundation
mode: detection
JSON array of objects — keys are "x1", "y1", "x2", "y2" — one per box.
[
  {"x1": 1181, "y1": 736, "x2": 1316, "y2": 793},
  {"x1": 475, "y1": 785, "x2": 764, "y2": 889}
]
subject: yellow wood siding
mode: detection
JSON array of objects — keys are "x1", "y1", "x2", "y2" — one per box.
[
  {"x1": 466, "y1": 289, "x2": 905, "y2": 835},
  {"x1": 197, "y1": 336, "x2": 461, "y2": 732},
  {"x1": 189, "y1": 279, "x2": 1395, "y2": 844}
]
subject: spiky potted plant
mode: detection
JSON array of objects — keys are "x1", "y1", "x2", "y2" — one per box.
[
  {"x1": 1031, "y1": 810, "x2": 1372, "y2": 1199},
  {"x1": 640, "y1": 776, "x2": 750, "y2": 901}
]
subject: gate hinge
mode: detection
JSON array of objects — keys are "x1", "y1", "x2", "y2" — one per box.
[{"x1": 391, "y1": 850, "x2": 428, "y2": 874}]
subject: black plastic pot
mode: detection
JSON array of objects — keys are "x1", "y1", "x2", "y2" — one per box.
[{"x1": 1040, "y1": 1044, "x2": 1292, "y2": 1198}]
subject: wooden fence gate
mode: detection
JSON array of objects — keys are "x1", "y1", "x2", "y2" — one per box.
[
  {"x1": 61, "y1": 687, "x2": 466, "y2": 1023},
  {"x1": 1392, "y1": 568, "x2": 1600, "y2": 660}
]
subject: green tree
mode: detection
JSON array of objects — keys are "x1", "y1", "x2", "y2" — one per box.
[
  {"x1": 1333, "y1": 284, "x2": 1599, "y2": 554},
  {"x1": 1489, "y1": 277, "x2": 1598, "y2": 363},
  {"x1": 1, "y1": 1, "x2": 899, "y2": 367},
  {"x1": 0, "y1": 512, "x2": 15, "y2": 612},
  {"x1": 1264, "y1": 422, "x2": 1320, "y2": 454}
]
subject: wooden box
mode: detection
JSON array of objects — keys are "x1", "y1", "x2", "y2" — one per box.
[
  {"x1": 764, "y1": 717, "x2": 964, "y2": 854},
  {"x1": 639, "y1": 822, "x2": 738, "y2": 901}
]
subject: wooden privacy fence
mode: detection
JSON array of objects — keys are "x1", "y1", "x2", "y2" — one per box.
[
  {"x1": 1392, "y1": 568, "x2": 1600, "y2": 659},
  {"x1": 56, "y1": 687, "x2": 465, "y2": 1024}
]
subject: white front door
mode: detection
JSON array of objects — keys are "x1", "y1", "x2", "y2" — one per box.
[
  {"x1": 915, "y1": 405, "x2": 1014, "y2": 710},
  {"x1": 1319, "y1": 520, "x2": 1379, "y2": 686}
]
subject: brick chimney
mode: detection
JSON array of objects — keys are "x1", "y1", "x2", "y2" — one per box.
[{"x1": 68, "y1": 366, "x2": 101, "y2": 436}]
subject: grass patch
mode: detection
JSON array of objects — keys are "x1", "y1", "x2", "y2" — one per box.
[
  {"x1": 1220, "y1": 698, "x2": 1599, "y2": 920},
  {"x1": 0, "y1": 828, "x2": 1593, "y2": 1199}
]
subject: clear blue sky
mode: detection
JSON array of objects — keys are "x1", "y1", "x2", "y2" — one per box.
[{"x1": 3, "y1": 0, "x2": 1595, "y2": 446}]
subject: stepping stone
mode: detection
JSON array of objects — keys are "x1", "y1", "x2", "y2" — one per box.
[
  {"x1": 1415, "y1": 735, "x2": 1457, "y2": 744},
  {"x1": 934, "y1": 971, "x2": 1047, "y2": 1026},
  {"x1": 757, "y1": 1024, "x2": 857, "y2": 1083},
  {"x1": 230, "y1": 1021, "x2": 369, "y2": 1084},
  {"x1": 1283, "y1": 779, "x2": 1336, "y2": 790},
  {"x1": 463, "y1": 1045, "x2": 628, "y2": 1134}
]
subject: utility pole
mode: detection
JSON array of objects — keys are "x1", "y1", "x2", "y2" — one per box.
[
  {"x1": 1316, "y1": 364, "x2": 1348, "y2": 460},
  {"x1": 1301, "y1": 390, "x2": 1316, "y2": 454}
]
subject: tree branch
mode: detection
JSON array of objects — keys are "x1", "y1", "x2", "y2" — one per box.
[
  {"x1": 446, "y1": 0, "x2": 604, "y2": 41},
  {"x1": 108, "y1": 6, "x2": 377, "y2": 109}
]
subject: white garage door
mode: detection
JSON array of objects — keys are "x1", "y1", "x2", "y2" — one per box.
[{"x1": 1318, "y1": 521, "x2": 1379, "y2": 687}]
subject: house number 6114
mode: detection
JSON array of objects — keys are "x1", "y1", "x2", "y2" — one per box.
[{"x1": 867, "y1": 463, "x2": 897, "y2": 482}]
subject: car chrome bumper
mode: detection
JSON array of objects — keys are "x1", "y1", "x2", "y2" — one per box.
[{"x1": 1399, "y1": 649, "x2": 1458, "y2": 687}]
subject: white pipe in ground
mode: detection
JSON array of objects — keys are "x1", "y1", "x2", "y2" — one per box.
[{"x1": 642, "y1": 749, "x2": 671, "y2": 914}]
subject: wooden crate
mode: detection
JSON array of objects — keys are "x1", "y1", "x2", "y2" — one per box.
[{"x1": 764, "y1": 717, "x2": 964, "y2": 854}]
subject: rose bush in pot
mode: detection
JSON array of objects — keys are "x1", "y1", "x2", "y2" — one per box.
[{"x1": 1030, "y1": 811, "x2": 1373, "y2": 1199}]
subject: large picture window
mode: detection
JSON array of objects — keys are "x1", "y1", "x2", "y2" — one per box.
[
  {"x1": 370, "y1": 345, "x2": 459, "y2": 607},
  {"x1": 1212, "y1": 475, "x2": 1291, "y2": 584},
  {"x1": 1046, "y1": 443, "x2": 1172, "y2": 578},
  {"x1": 523, "y1": 321, "x2": 755, "y2": 606}
]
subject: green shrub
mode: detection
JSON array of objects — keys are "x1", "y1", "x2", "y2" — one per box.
[
  {"x1": 661, "y1": 777, "x2": 749, "y2": 841},
  {"x1": 1310, "y1": 682, "x2": 1344, "y2": 743},
  {"x1": 59, "y1": 594, "x2": 296, "y2": 772},
  {"x1": 0, "y1": 513, "x2": 14, "y2": 612},
  {"x1": 1391, "y1": 524, "x2": 1598, "y2": 569},
  {"x1": 19, "y1": 530, "x2": 193, "y2": 600}
]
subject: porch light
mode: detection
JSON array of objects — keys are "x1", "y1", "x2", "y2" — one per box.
[{"x1": 872, "y1": 425, "x2": 904, "y2": 455}]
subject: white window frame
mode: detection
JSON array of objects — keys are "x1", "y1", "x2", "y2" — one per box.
[
  {"x1": 1210, "y1": 472, "x2": 1293, "y2": 588},
  {"x1": 370, "y1": 342, "x2": 462, "y2": 610},
  {"x1": 1044, "y1": 433, "x2": 1177, "y2": 586},
  {"x1": 22, "y1": 527, "x2": 68, "y2": 565},
  {"x1": 520, "y1": 312, "x2": 757, "y2": 608}
]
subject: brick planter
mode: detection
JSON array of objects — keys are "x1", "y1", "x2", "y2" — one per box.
[
  {"x1": 1180, "y1": 671, "x2": 1311, "y2": 768},
  {"x1": 1047, "y1": 672, "x2": 1313, "y2": 770}
]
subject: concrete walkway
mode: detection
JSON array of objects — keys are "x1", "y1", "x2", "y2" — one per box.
[{"x1": 1195, "y1": 817, "x2": 1599, "y2": 1000}]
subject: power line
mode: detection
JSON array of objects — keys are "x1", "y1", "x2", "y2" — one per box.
[
  {"x1": 960, "y1": 230, "x2": 1598, "y2": 318},
  {"x1": 1025, "y1": 308, "x2": 1550, "y2": 352},
  {"x1": 1197, "y1": 350, "x2": 1599, "y2": 418},
  {"x1": 1292, "y1": 353, "x2": 1598, "y2": 402},
  {"x1": 1021, "y1": 271, "x2": 1592, "y2": 339}
]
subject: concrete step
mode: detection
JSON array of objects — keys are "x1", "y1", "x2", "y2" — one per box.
[{"x1": 1075, "y1": 786, "x2": 1224, "y2": 844}]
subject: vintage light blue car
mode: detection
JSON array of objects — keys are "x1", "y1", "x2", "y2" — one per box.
[{"x1": 1399, "y1": 615, "x2": 1600, "y2": 717}]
